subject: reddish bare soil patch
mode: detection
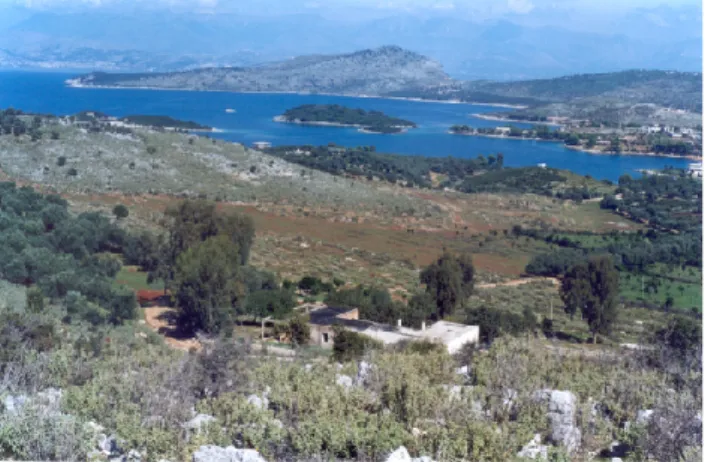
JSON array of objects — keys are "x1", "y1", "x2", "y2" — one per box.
[{"x1": 143, "y1": 307, "x2": 201, "y2": 351}]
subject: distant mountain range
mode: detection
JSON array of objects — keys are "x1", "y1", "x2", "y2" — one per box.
[{"x1": 0, "y1": 6, "x2": 700, "y2": 80}]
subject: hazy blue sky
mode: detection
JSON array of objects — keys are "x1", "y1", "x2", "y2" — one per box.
[{"x1": 3, "y1": 0, "x2": 701, "y2": 15}]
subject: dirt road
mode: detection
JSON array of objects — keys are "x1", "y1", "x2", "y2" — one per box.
[{"x1": 476, "y1": 277, "x2": 559, "y2": 290}]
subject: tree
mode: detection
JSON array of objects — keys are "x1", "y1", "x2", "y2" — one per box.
[
  {"x1": 584, "y1": 256, "x2": 619, "y2": 341},
  {"x1": 112, "y1": 204, "x2": 129, "y2": 220},
  {"x1": 405, "y1": 293, "x2": 436, "y2": 329},
  {"x1": 609, "y1": 137, "x2": 621, "y2": 154},
  {"x1": 457, "y1": 252, "x2": 475, "y2": 298},
  {"x1": 26, "y1": 286, "x2": 45, "y2": 313},
  {"x1": 561, "y1": 256, "x2": 619, "y2": 342},
  {"x1": 560, "y1": 261, "x2": 592, "y2": 319},
  {"x1": 618, "y1": 174, "x2": 632, "y2": 186},
  {"x1": 653, "y1": 314, "x2": 702, "y2": 372},
  {"x1": 466, "y1": 306, "x2": 501, "y2": 343},
  {"x1": 420, "y1": 251, "x2": 474, "y2": 319},
  {"x1": 564, "y1": 134, "x2": 580, "y2": 146},
  {"x1": 159, "y1": 200, "x2": 255, "y2": 286},
  {"x1": 286, "y1": 316, "x2": 311, "y2": 346},
  {"x1": 245, "y1": 289, "x2": 295, "y2": 321},
  {"x1": 174, "y1": 235, "x2": 243, "y2": 334}
]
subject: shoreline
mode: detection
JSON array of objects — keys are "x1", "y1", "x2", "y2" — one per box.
[
  {"x1": 448, "y1": 131, "x2": 701, "y2": 161},
  {"x1": 470, "y1": 113, "x2": 561, "y2": 126},
  {"x1": 564, "y1": 145, "x2": 702, "y2": 161},
  {"x1": 65, "y1": 79, "x2": 520, "y2": 109},
  {"x1": 273, "y1": 115, "x2": 410, "y2": 134},
  {"x1": 449, "y1": 131, "x2": 563, "y2": 144}
]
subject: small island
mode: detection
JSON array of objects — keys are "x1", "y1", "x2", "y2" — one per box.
[{"x1": 275, "y1": 104, "x2": 416, "y2": 134}]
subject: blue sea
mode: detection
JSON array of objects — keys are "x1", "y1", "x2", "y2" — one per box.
[{"x1": 0, "y1": 71, "x2": 691, "y2": 182}]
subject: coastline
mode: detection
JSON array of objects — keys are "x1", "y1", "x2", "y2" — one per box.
[
  {"x1": 470, "y1": 113, "x2": 561, "y2": 126},
  {"x1": 449, "y1": 130, "x2": 701, "y2": 161},
  {"x1": 564, "y1": 145, "x2": 702, "y2": 161},
  {"x1": 273, "y1": 115, "x2": 410, "y2": 134},
  {"x1": 448, "y1": 131, "x2": 563, "y2": 143},
  {"x1": 65, "y1": 79, "x2": 521, "y2": 109}
]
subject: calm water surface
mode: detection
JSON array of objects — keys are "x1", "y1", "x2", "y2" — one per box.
[{"x1": 0, "y1": 71, "x2": 690, "y2": 182}]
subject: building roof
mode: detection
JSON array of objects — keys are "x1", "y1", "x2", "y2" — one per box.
[
  {"x1": 309, "y1": 306, "x2": 358, "y2": 326},
  {"x1": 406, "y1": 321, "x2": 477, "y2": 344}
]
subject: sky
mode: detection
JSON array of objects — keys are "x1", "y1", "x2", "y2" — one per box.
[{"x1": 3, "y1": 0, "x2": 701, "y2": 16}]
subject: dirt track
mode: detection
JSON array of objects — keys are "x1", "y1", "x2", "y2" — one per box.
[{"x1": 476, "y1": 277, "x2": 560, "y2": 289}]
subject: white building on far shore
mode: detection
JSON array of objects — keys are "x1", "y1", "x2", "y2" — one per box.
[{"x1": 688, "y1": 163, "x2": 702, "y2": 178}]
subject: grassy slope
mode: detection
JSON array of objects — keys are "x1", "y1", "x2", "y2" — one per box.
[{"x1": 2, "y1": 124, "x2": 671, "y2": 323}]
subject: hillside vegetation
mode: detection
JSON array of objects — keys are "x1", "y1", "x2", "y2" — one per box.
[
  {"x1": 265, "y1": 144, "x2": 613, "y2": 201},
  {"x1": 0, "y1": 107, "x2": 700, "y2": 461}
]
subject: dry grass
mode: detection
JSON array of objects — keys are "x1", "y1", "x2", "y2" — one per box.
[{"x1": 1, "y1": 126, "x2": 637, "y2": 295}]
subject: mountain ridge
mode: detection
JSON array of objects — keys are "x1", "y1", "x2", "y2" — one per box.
[
  {"x1": 69, "y1": 46, "x2": 452, "y2": 96},
  {"x1": 69, "y1": 48, "x2": 702, "y2": 114}
]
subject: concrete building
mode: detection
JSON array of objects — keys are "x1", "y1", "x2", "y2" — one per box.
[
  {"x1": 251, "y1": 141, "x2": 272, "y2": 150},
  {"x1": 307, "y1": 305, "x2": 479, "y2": 353},
  {"x1": 688, "y1": 163, "x2": 702, "y2": 178}
]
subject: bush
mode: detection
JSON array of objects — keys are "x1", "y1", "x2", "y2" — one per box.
[
  {"x1": 0, "y1": 403, "x2": 93, "y2": 461},
  {"x1": 466, "y1": 306, "x2": 535, "y2": 343},
  {"x1": 26, "y1": 286, "x2": 44, "y2": 313},
  {"x1": 297, "y1": 276, "x2": 332, "y2": 295},
  {"x1": 541, "y1": 318, "x2": 554, "y2": 336},
  {"x1": 332, "y1": 327, "x2": 382, "y2": 362},
  {"x1": 112, "y1": 204, "x2": 129, "y2": 220},
  {"x1": 56, "y1": 156, "x2": 66, "y2": 167},
  {"x1": 67, "y1": 168, "x2": 78, "y2": 177},
  {"x1": 287, "y1": 316, "x2": 311, "y2": 346}
]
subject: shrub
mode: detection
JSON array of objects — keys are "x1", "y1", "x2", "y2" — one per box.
[
  {"x1": 67, "y1": 168, "x2": 78, "y2": 176},
  {"x1": 26, "y1": 286, "x2": 44, "y2": 313},
  {"x1": 112, "y1": 204, "x2": 129, "y2": 220},
  {"x1": 332, "y1": 327, "x2": 382, "y2": 362},
  {"x1": 50, "y1": 131, "x2": 59, "y2": 140},
  {"x1": 0, "y1": 403, "x2": 93, "y2": 461},
  {"x1": 287, "y1": 316, "x2": 311, "y2": 346},
  {"x1": 56, "y1": 156, "x2": 66, "y2": 167}
]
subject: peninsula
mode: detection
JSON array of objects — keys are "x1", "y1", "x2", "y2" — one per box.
[{"x1": 275, "y1": 104, "x2": 416, "y2": 134}]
